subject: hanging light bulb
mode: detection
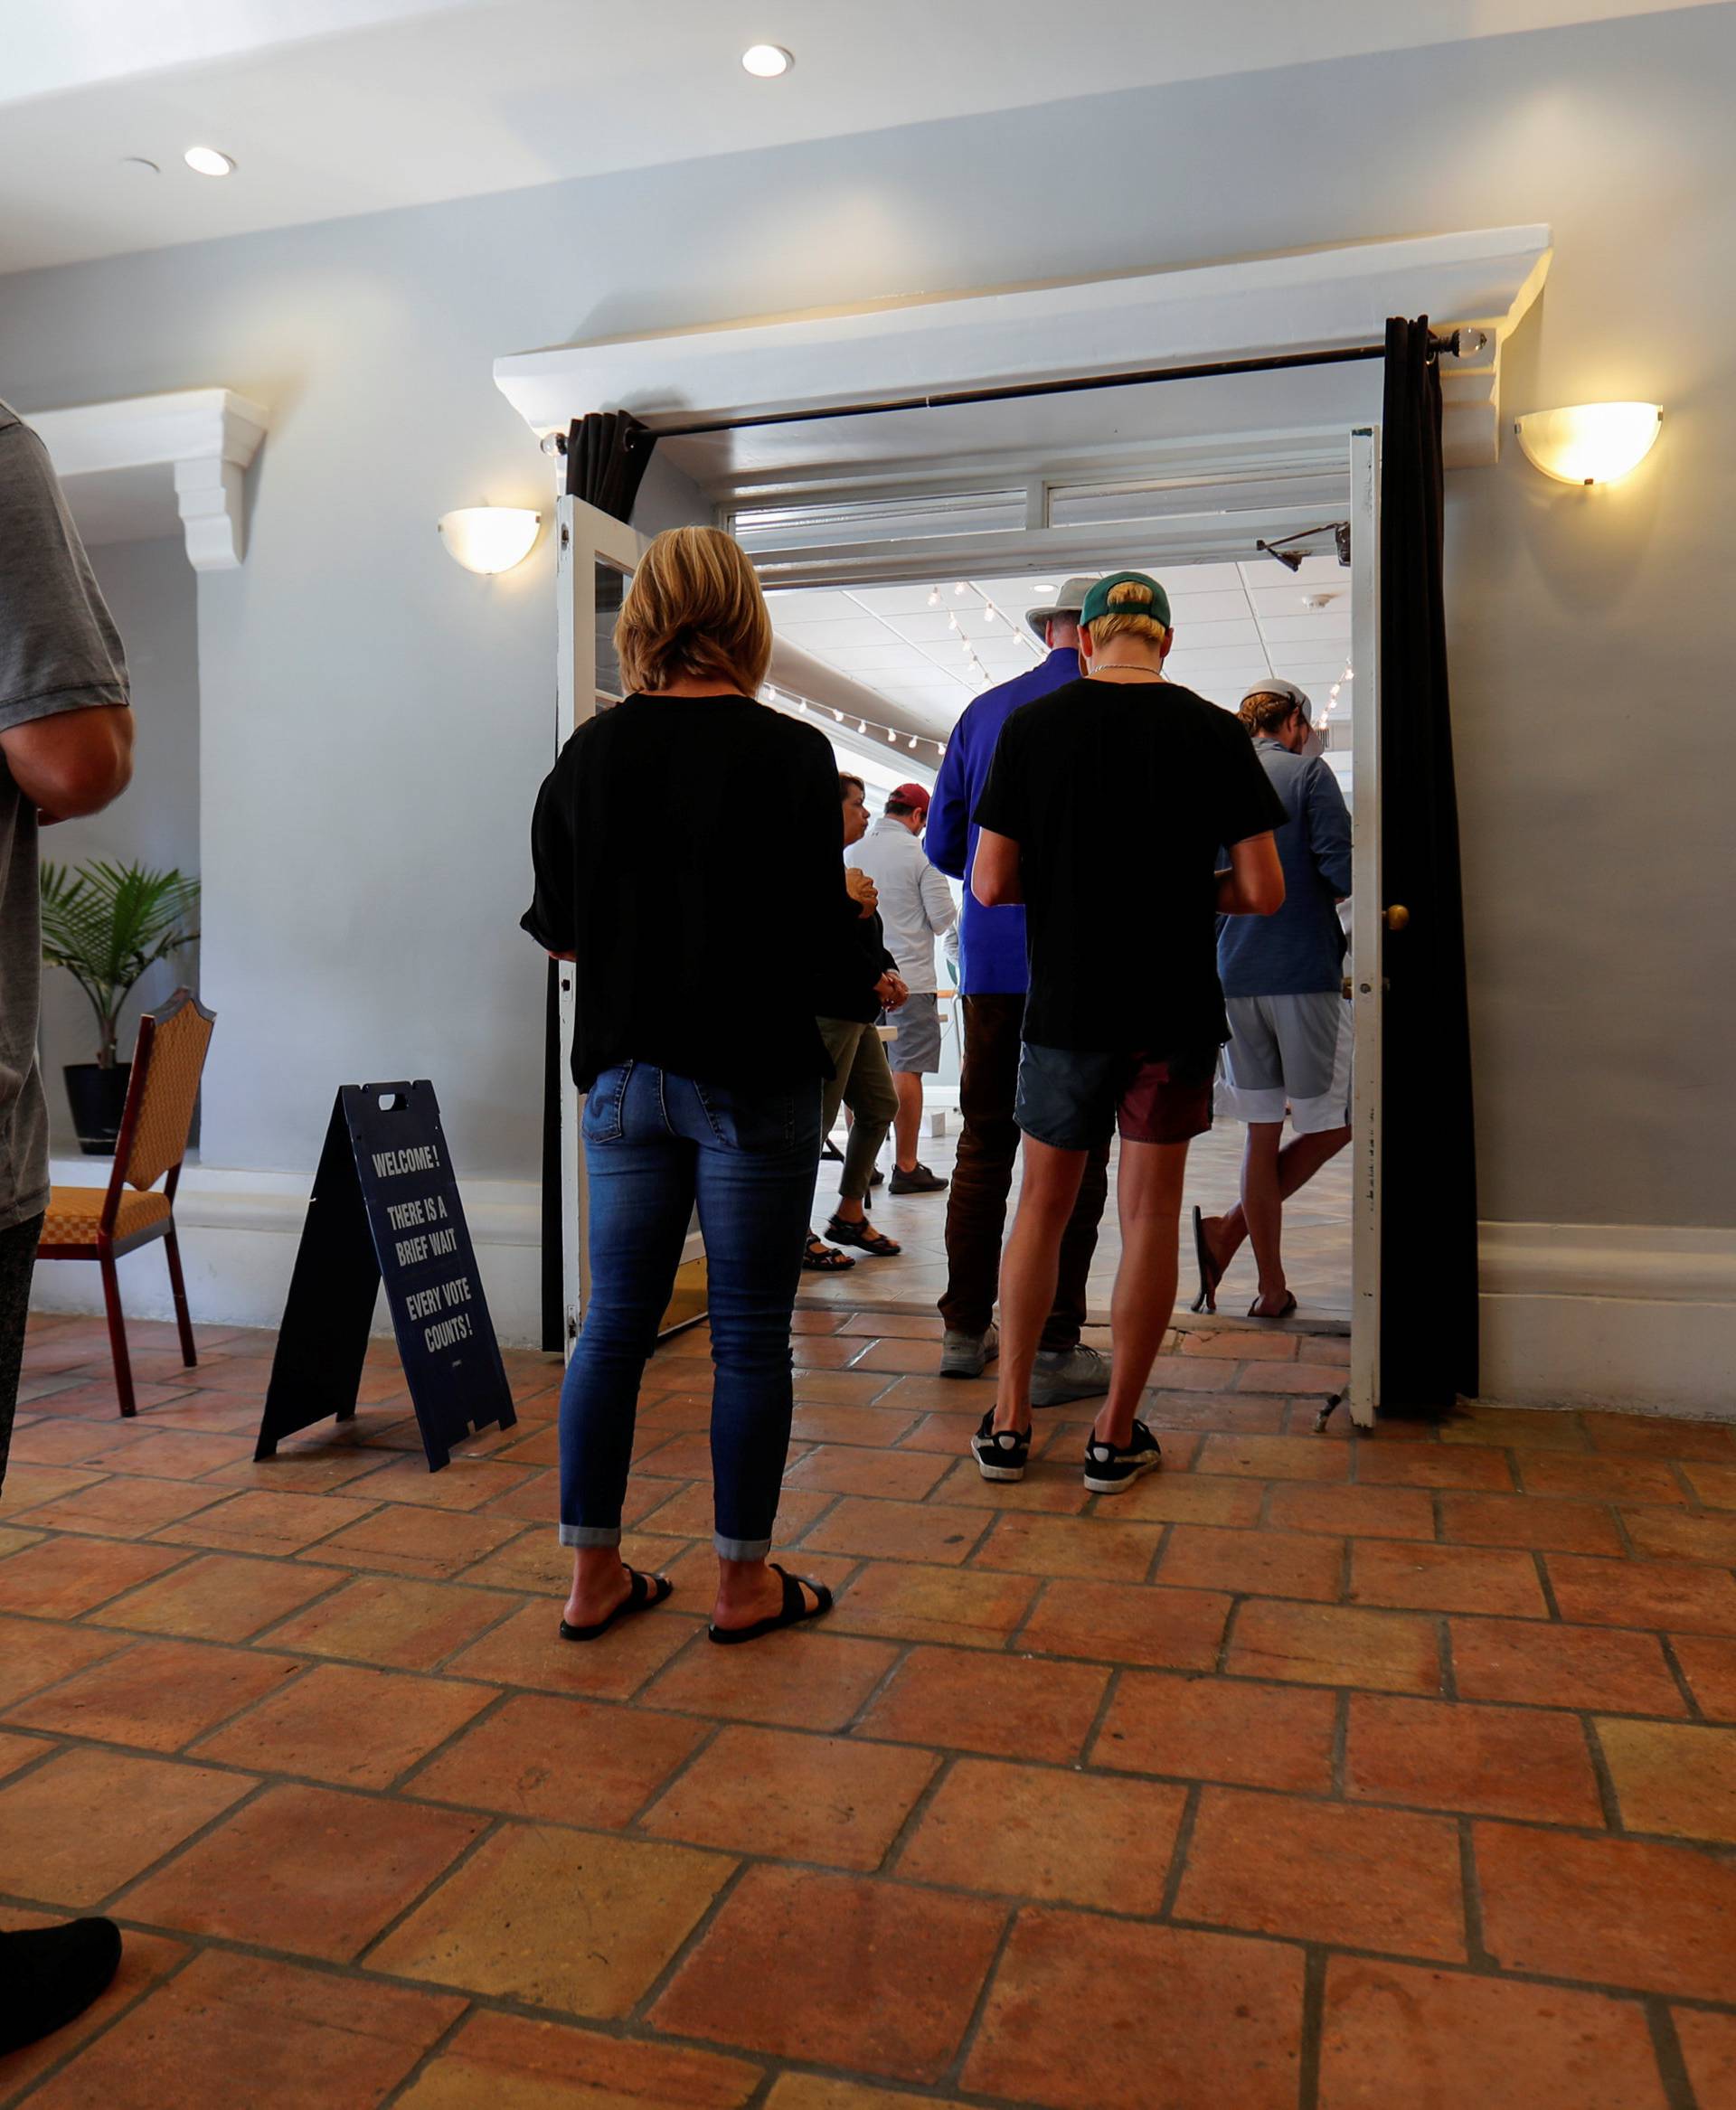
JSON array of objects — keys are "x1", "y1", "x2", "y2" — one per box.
[
  {"x1": 886, "y1": 726, "x2": 898, "y2": 743},
  {"x1": 833, "y1": 710, "x2": 844, "y2": 722},
  {"x1": 938, "y1": 743, "x2": 948, "y2": 758},
  {"x1": 927, "y1": 586, "x2": 940, "y2": 608},
  {"x1": 948, "y1": 612, "x2": 959, "y2": 633},
  {"x1": 983, "y1": 605, "x2": 996, "y2": 624},
  {"x1": 857, "y1": 721, "x2": 867, "y2": 734},
  {"x1": 953, "y1": 581, "x2": 967, "y2": 596}
]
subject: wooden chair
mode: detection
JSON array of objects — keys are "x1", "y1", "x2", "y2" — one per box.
[{"x1": 38, "y1": 989, "x2": 217, "y2": 1418}]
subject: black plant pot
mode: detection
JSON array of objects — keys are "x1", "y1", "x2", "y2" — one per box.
[{"x1": 63, "y1": 1062, "x2": 131, "y2": 1158}]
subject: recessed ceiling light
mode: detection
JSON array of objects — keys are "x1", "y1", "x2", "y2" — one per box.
[
  {"x1": 741, "y1": 44, "x2": 793, "y2": 77},
  {"x1": 184, "y1": 146, "x2": 235, "y2": 177}
]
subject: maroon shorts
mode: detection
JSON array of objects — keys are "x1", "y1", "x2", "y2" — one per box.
[{"x1": 1014, "y1": 1041, "x2": 1217, "y2": 1151}]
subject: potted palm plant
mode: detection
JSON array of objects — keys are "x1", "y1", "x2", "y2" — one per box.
[{"x1": 39, "y1": 860, "x2": 202, "y2": 1156}]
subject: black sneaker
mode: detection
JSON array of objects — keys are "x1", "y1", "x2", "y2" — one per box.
[
  {"x1": 889, "y1": 1161, "x2": 948, "y2": 1195},
  {"x1": 1082, "y1": 1420, "x2": 1162, "y2": 1494},
  {"x1": 971, "y1": 1409, "x2": 1030, "y2": 1483},
  {"x1": 0, "y1": 1919, "x2": 123, "y2": 2056}
]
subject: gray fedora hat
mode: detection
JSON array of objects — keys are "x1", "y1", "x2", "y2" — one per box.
[{"x1": 1024, "y1": 574, "x2": 1099, "y2": 643}]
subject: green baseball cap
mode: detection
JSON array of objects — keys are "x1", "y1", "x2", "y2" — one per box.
[{"x1": 1079, "y1": 570, "x2": 1171, "y2": 630}]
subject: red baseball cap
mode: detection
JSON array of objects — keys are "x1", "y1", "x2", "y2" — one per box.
[{"x1": 889, "y1": 781, "x2": 930, "y2": 810}]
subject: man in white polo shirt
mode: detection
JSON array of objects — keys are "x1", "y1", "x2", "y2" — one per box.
[{"x1": 851, "y1": 782, "x2": 957, "y2": 1194}]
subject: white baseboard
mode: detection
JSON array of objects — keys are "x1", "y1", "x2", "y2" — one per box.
[
  {"x1": 1477, "y1": 1221, "x2": 1736, "y2": 1418},
  {"x1": 30, "y1": 1159, "x2": 546, "y2": 1349},
  {"x1": 30, "y1": 1172, "x2": 1732, "y2": 1418}
]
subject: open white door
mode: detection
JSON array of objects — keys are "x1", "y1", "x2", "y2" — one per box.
[
  {"x1": 552, "y1": 493, "x2": 707, "y2": 1352},
  {"x1": 1347, "y1": 426, "x2": 1382, "y2": 1427}
]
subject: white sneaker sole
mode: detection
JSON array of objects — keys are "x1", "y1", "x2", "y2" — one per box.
[
  {"x1": 1082, "y1": 1455, "x2": 1162, "y2": 1495},
  {"x1": 971, "y1": 1444, "x2": 1026, "y2": 1483}
]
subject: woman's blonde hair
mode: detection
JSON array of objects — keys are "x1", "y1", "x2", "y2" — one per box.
[
  {"x1": 615, "y1": 526, "x2": 772, "y2": 697},
  {"x1": 1084, "y1": 578, "x2": 1171, "y2": 652}
]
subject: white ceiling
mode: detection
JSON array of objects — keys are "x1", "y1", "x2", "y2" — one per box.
[
  {"x1": 769, "y1": 551, "x2": 1354, "y2": 742},
  {"x1": 0, "y1": 0, "x2": 1718, "y2": 274}
]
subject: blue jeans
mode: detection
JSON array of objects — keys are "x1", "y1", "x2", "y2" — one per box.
[{"x1": 558, "y1": 1061, "x2": 822, "y2": 1560}]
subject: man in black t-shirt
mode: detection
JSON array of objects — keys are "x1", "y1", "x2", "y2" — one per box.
[{"x1": 969, "y1": 572, "x2": 1286, "y2": 1494}]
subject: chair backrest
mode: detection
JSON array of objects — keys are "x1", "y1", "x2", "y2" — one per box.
[{"x1": 115, "y1": 989, "x2": 217, "y2": 1195}]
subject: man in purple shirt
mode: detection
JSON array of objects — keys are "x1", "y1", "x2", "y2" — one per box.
[{"x1": 925, "y1": 576, "x2": 1111, "y2": 1400}]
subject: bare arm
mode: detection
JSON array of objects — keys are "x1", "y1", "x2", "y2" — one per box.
[
  {"x1": 0, "y1": 705, "x2": 133, "y2": 821},
  {"x1": 1216, "y1": 832, "x2": 1284, "y2": 916},
  {"x1": 971, "y1": 827, "x2": 1023, "y2": 907}
]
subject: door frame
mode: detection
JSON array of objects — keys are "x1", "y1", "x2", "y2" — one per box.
[{"x1": 743, "y1": 429, "x2": 1379, "y2": 1417}]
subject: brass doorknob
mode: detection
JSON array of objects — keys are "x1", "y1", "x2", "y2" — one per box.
[{"x1": 1383, "y1": 904, "x2": 1410, "y2": 931}]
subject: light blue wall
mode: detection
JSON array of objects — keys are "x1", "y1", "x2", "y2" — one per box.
[
  {"x1": 37, "y1": 534, "x2": 201, "y2": 1150},
  {"x1": 1, "y1": 4, "x2": 1731, "y2": 1225}
]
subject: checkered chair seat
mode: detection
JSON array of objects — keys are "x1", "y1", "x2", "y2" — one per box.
[{"x1": 43, "y1": 1188, "x2": 173, "y2": 1248}]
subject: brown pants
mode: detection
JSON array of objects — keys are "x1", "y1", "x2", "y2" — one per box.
[{"x1": 939, "y1": 994, "x2": 1109, "y2": 1350}]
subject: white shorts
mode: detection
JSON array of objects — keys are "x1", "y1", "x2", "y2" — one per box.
[{"x1": 1216, "y1": 992, "x2": 1352, "y2": 1135}]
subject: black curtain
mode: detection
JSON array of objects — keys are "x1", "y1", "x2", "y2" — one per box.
[
  {"x1": 1378, "y1": 317, "x2": 1479, "y2": 1407},
  {"x1": 538, "y1": 410, "x2": 655, "y2": 1351}
]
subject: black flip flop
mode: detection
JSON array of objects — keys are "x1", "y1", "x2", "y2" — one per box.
[
  {"x1": 559, "y1": 1565, "x2": 673, "y2": 1643},
  {"x1": 1189, "y1": 1205, "x2": 1222, "y2": 1314},
  {"x1": 1248, "y1": 1291, "x2": 1298, "y2": 1321},
  {"x1": 707, "y1": 1563, "x2": 834, "y2": 1646}
]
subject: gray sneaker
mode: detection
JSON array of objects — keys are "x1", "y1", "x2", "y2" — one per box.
[
  {"x1": 1029, "y1": 1342, "x2": 1112, "y2": 1408},
  {"x1": 940, "y1": 1323, "x2": 999, "y2": 1379}
]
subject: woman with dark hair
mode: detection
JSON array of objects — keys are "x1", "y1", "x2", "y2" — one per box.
[{"x1": 524, "y1": 525, "x2": 854, "y2": 1644}]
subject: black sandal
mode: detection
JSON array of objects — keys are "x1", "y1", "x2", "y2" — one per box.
[
  {"x1": 1249, "y1": 1291, "x2": 1298, "y2": 1321},
  {"x1": 802, "y1": 1234, "x2": 856, "y2": 1272},
  {"x1": 1190, "y1": 1205, "x2": 1222, "y2": 1314},
  {"x1": 826, "y1": 1213, "x2": 901, "y2": 1258},
  {"x1": 559, "y1": 1565, "x2": 673, "y2": 1643},
  {"x1": 707, "y1": 1563, "x2": 834, "y2": 1646}
]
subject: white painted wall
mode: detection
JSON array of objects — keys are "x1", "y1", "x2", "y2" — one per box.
[{"x1": 5, "y1": 5, "x2": 1734, "y2": 1388}]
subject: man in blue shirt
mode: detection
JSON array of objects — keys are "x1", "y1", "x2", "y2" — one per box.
[
  {"x1": 1194, "y1": 680, "x2": 1354, "y2": 1320},
  {"x1": 925, "y1": 576, "x2": 1111, "y2": 1401}
]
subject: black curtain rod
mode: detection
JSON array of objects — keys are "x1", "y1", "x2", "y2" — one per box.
[{"x1": 626, "y1": 330, "x2": 1460, "y2": 447}]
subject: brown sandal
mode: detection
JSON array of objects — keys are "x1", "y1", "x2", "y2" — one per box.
[
  {"x1": 826, "y1": 1213, "x2": 901, "y2": 1258},
  {"x1": 803, "y1": 1234, "x2": 856, "y2": 1272}
]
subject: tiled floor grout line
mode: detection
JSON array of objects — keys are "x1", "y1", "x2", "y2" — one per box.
[
  {"x1": 1580, "y1": 1710, "x2": 1628, "y2": 1836},
  {"x1": 1296, "y1": 1945, "x2": 1330, "y2": 2110},
  {"x1": 1155, "y1": 1781, "x2": 1203, "y2": 1922},
  {"x1": 373, "y1": 1998, "x2": 477, "y2": 2110},
  {"x1": 1657, "y1": 1634, "x2": 1705, "y2": 1720},
  {"x1": 1456, "y1": 1815, "x2": 1495, "y2": 1969},
  {"x1": 354, "y1": 1811, "x2": 509, "y2": 1971},
  {"x1": 1644, "y1": 1996, "x2": 1703, "y2": 2110}
]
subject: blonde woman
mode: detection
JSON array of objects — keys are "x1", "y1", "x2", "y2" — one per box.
[{"x1": 523, "y1": 526, "x2": 850, "y2": 1644}]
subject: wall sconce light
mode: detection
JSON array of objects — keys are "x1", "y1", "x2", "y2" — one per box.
[
  {"x1": 1513, "y1": 403, "x2": 1662, "y2": 487},
  {"x1": 438, "y1": 507, "x2": 541, "y2": 574}
]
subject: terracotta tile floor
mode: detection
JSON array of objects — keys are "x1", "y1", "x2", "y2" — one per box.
[{"x1": 3, "y1": 1309, "x2": 1735, "y2": 2108}]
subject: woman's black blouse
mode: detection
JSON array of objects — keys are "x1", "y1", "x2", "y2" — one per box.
[{"x1": 523, "y1": 692, "x2": 860, "y2": 1089}]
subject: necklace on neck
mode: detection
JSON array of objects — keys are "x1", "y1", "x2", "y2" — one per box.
[{"x1": 1090, "y1": 664, "x2": 1165, "y2": 678}]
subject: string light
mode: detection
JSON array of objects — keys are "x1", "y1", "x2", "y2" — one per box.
[
  {"x1": 927, "y1": 586, "x2": 940, "y2": 608},
  {"x1": 833, "y1": 709, "x2": 844, "y2": 721},
  {"x1": 908, "y1": 734, "x2": 918, "y2": 749},
  {"x1": 857, "y1": 721, "x2": 867, "y2": 734},
  {"x1": 885, "y1": 726, "x2": 897, "y2": 743},
  {"x1": 953, "y1": 581, "x2": 967, "y2": 596}
]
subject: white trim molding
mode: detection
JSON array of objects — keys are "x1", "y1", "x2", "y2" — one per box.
[
  {"x1": 32, "y1": 388, "x2": 269, "y2": 570},
  {"x1": 495, "y1": 225, "x2": 1552, "y2": 476},
  {"x1": 31, "y1": 1160, "x2": 546, "y2": 1349},
  {"x1": 1479, "y1": 1220, "x2": 1736, "y2": 1419}
]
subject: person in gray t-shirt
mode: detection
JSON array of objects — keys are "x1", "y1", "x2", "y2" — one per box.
[
  {"x1": 0, "y1": 400, "x2": 134, "y2": 1461},
  {"x1": 0, "y1": 400, "x2": 134, "y2": 2052}
]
